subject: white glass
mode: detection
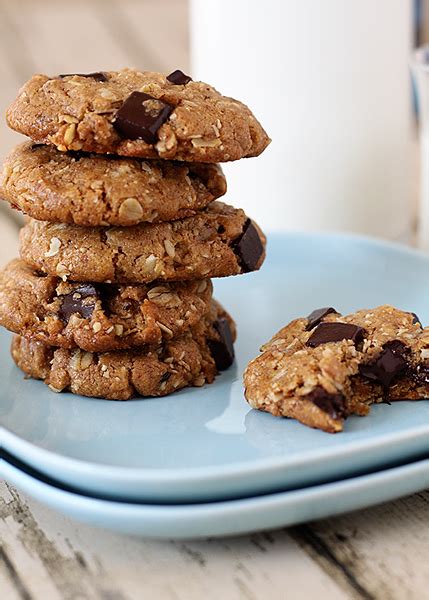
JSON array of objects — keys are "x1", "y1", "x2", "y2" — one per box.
[
  {"x1": 190, "y1": 0, "x2": 414, "y2": 239},
  {"x1": 412, "y1": 45, "x2": 429, "y2": 250}
]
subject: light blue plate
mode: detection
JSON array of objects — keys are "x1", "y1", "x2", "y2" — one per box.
[
  {"x1": 1, "y1": 233, "x2": 429, "y2": 503},
  {"x1": 2, "y1": 454, "x2": 428, "y2": 539}
]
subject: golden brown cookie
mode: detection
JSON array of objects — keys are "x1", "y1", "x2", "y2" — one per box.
[
  {"x1": 11, "y1": 301, "x2": 236, "y2": 400},
  {"x1": 19, "y1": 202, "x2": 266, "y2": 283},
  {"x1": 0, "y1": 259, "x2": 214, "y2": 352},
  {"x1": 244, "y1": 305, "x2": 429, "y2": 433},
  {"x1": 6, "y1": 69, "x2": 270, "y2": 162},
  {"x1": 0, "y1": 142, "x2": 226, "y2": 226}
]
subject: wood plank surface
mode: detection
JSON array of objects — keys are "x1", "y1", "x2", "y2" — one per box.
[
  {"x1": 1, "y1": 478, "x2": 428, "y2": 600},
  {"x1": 0, "y1": 1, "x2": 428, "y2": 599}
]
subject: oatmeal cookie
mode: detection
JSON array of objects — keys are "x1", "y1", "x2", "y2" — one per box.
[
  {"x1": 19, "y1": 202, "x2": 266, "y2": 283},
  {"x1": 0, "y1": 142, "x2": 226, "y2": 226},
  {"x1": 6, "y1": 69, "x2": 270, "y2": 162},
  {"x1": 0, "y1": 259, "x2": 213, "y2": 351},
  {"x1": 244, "y1": 305, "x2": 429, "y2": 432},
  {"x1": 11, "y1": 300, "x2": 236, "y2": 400}
]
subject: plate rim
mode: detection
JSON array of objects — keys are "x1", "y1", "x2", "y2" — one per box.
[
  {"x1": 2, "y1": 453, "x2": 428, "y2": 539},
  {"x1": 3, "y1": 420, "x2": 429, "y2": 483}
]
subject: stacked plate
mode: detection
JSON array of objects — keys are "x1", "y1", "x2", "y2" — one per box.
[{"x1": 1, "y1": 233, "x2": 428, "y2": 539}]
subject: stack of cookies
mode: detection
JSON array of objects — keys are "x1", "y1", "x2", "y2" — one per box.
[{"x1": 0, "y1": 69, "x2": 270, "y2": 400}]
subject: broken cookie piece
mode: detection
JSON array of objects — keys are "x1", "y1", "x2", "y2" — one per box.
[{"x1": 244, "y1": 305, "x2": 429, "y2": 433}]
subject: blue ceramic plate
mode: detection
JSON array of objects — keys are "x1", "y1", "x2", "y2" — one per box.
[
  {"x1": 1, "y1": 233, "x2": 429, "y2": 503},
  {"x1": 2, "y1": 453, "x2": 428, "y2": 539}
]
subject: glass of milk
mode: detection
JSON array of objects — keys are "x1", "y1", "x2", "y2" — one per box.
[
  {"x1": 190, "y1": 0, "x2": 414, "y2": 240},
  {"x1": 412, "y1": 46, "x2": 429, "y2": 250}
]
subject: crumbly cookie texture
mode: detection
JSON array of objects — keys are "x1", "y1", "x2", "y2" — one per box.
[
  {"x1": 6, "y1": 69, "x2": 270, "y2": 162},
  {"x1": 244, "y1": 305, "x2": 429, "y2": 433},
  {"x1": 0, "y1": 259, "x2": 214, "y2": 352},
  {"x1": 0, "y1": 142, "x2": 226, "y2": 226},
  {"x1": 11, "y1": 301, "x2": 236, "y2": 400},
  {"x1": 19, "y1": 202, "x2": 266, "y2": 283}
]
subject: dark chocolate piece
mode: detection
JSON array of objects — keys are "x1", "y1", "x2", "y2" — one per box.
[
  {"x1": 306, "y1": 322, "x2": 365, "y2": 347},
  {"x1": 208, "y1": 318, "x2": 234, "y2": 371},
  {"x1": 59, "y1": 284, "x2": 98, "y2": 323},
  {"x1": 232, "y1": 219, "x2": 264, "y2": 273},
  {"x1": 305, "y1": 307, "x2": 338, "y2": 331},
  {"x1": 59, "y1": 72, "x2": 108, "y2": 82},
  {"x1": 307, "y1": 387, "x2": 347, "y2": 420},
  {"x1": 411, "y1": 312, "x2": 422, "y2": 327},
  {"x1": 166, "y1": 69, "x2": 192, "y2": 85},
  {"x1": 113, "y1": 91, "x2": 174, "y2": 143},
  {"x1": 359, "y1": 340, "x2": 408, "y2": 388},
  {"x1": 96, "y1": 283, "x2": 120, "y2": 315},
  {"x1": 411, "y1": 363, "x2": 429, "y2": 386}
]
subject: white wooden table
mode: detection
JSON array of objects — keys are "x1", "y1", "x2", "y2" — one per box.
[{"x1": 0, "y1": 1, "x2": 428, "y2": 598}]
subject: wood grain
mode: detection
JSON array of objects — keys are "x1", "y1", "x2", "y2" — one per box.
[
  {"x1": 293, "y1": 491, "x2": 429, "y2": 599},
  {"x1": 0, "y1": 482, "x2": 348, "y2": 600},
  {"x1": 1, "y1": 479, "x2": 428, "y2": 599}
]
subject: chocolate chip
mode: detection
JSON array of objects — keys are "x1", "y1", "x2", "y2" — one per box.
[
  {"x1": 232, "y1": 219, "x2": 264, "y2": 273},
  {"x1": 305, "y1": 307, "x2": 338, "y2": 331},
  {"x1": 359, "y1": 340, "x2": 408, "y2": 388},
  {"x1": 29, "y1": 143, "x2": 44, "y2": 151},
  {"x1": 166, "y1": 69, "x2": 192, "y2": 85},
  {"x1": 59, "y1": 72, "x2": 108, "y2": 82},
  {"x1": 412, "y1": 363, "x2": 429, "y2": 386},
  {"x1": 208, "y1": 318, "x2": 235, "y2": 371},
  {"x1": 306, "y1": 387, "x2": 347, "y2": 420},
  {"x1": 306, "y1": 322, "x2": 366, "y2": 347},
  {"x1": 59, "y1": 284, "x2": 98, "y2": 323},
  {"x1": 113, "y1": 91, "x2": 174, "y2": 143},
  {"x1": 411, "y1": 312, "x2": 422, "y2": 327}
]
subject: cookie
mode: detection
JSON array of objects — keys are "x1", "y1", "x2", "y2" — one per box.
[
  {"x1": 0, "y1": 142, "x2": 226, "y2": 226},
  {"x1": 244, "y1": 305, "x2": 429, "y2": 433},
  {"x1": 11, "y1": 301, "x2": 236, "y2": 400},
  {"x1": 0, "y1": 259, "x2": 214, "y2": 352},
  {"x1": 6, "y1": 69, "x2": 270, "y2": 162},
  {"x1": 19, "y1": 202, "x2": 266, "y2": 283}
]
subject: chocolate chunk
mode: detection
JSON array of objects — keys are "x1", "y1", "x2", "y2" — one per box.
[
  {"x1": 96, "y1": 283, "x2": 119, "y2": 315},
  {"x1": 166, "y1": 69, "x2": 192, "y2": 85},
  {"x1": 59, "y1": 72, "x2": 108, "y2": 82},
  {"x1": 59, "y1": 284, "x2": 98, "y2": 323},
  {"x1": 29, "y1": 143, "x2": 44, "y2": 151},
  {"x1": 306, "y1": 322, "x2": 365, "y2": 347},
  {"x1": 305, "y1": 307, "x2": 338, "y2": 331},
  {"x1": 359, "y1": 340, "x2": 408, "y2": 388},
  {"x1": 307, "y1": 387, "x2": 347, "y2": 420},
  {"x1": 113, "y1": 91, "x2": 174, "y2": 143},
  {"x1": 208, "y1": 318, "x2": 235, "y2": 371},
  {"x1": 411, "y1": 312, "x2": 422, "y2": 327},
  {"x1": 232, "y1": 219, "x2": 264, "y2": 273},
  {"x1": 412, "y1": 363, "x2": 429, "y2": 386}
]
